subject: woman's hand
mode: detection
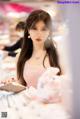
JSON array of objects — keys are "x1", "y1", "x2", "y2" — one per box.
[{"x1": 0, "y1": 78, "x2": 17, "y2": 85}]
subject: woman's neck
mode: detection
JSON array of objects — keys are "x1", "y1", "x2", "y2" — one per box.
[
  {"x1": 32, "y1": 47, "x2": 46, "y2": 59},
  {"x1": 33, "y1": 42, "x2": 45, "y2": 55}
]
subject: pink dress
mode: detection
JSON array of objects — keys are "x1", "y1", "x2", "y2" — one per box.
[{"x1": 23, "y1": 62, "x2": 46, "y2": 88}]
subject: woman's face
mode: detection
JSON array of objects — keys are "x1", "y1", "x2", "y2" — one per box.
[{"x1": 28, "y1": 20, "x2": 50, "y2": 43}]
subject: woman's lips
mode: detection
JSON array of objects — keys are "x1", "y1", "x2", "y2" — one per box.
[{"x1": 36, "y1": 38, "x2": 42, "y2": 41}]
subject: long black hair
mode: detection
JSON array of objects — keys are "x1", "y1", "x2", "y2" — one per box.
[{"x1": 17, "y1": 9, "x2": 62, "y2": 86}]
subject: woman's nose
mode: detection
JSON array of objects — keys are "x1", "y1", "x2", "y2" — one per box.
[{"x1": 37, "y1": 30, "x2": 43, "y2": 35}]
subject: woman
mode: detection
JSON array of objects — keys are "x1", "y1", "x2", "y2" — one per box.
[
  {"x1": 0, "y1": 10, "x2": 69, "y2": 119},
  {"x1": 0, "y1": 9, "x2": 63, "y2": 97},
  {"x1": 17, "y1": 9, "x2": 61, "y2": 87},
  {"x1": 16, "y1": 9, "x2": 68, "y2": 107}
]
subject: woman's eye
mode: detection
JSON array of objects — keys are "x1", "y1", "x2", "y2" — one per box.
[{"x1": 31, "y1": 27, "x2": 48, "y2": 31}]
